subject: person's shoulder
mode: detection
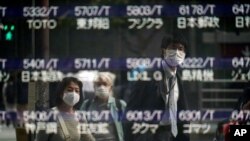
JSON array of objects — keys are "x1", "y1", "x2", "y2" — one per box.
[
  {"x1": 118, "y1": 99, "x2": 127, "y2": 107},
  {"x1": 51, "y1": 107, "x2": 57, "y2": 111}
]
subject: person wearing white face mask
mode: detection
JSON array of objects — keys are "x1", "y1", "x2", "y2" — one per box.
[
  {"x1": 36, "y1": 77, "x2": 95, "y2": 141},
  {"x1": 80, "y1": 72, "x2": 127, "y2": 141},
  {"x1": 163, "y1": 46, "x2": 186, "y2": 68},
  {"x1": 124, "y1": 32, "x2": 190, "y2": 141}
]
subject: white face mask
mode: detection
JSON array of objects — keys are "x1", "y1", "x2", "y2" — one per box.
[
  {"x1": 63, "y1": 91, "x2": 80, "y2": 106},
  {"x1": 164, "y1": 49, "x2": 185, "y2": 67},
  {"x1": 95, "y1": 86, "x2": 110, "y2": 98}
]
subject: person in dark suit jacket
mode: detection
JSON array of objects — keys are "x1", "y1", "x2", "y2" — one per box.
[{"x1": 124, "y1": 32, "x2": 190, "y2": 141}]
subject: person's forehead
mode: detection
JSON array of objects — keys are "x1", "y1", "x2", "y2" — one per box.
[
  {"x1": 167, "y1": 43, "x2": 185, "y2": 48},
  {"x1": 95, "y1": 77, "x2": 112, "y2": 86}
]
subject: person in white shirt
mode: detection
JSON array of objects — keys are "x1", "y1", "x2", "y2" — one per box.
[
  {"x1": 125, "y1": 32, "x2": 190, "y2": 141},
  {"x1": 36, "y1": 77, "x2": 95, "y2": 141}
]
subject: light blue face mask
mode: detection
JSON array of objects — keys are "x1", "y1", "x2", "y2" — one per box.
[{"x1": 164, "y1": 49, "x2": 185, "y2": 67}]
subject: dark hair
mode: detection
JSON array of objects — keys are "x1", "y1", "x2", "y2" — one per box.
[
  {"x1": 161, "y1": 32, "x2": 188, "y2": 50},
  {"x1": 55, "y1": 77, "x2": 83, "y2": 109}
]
